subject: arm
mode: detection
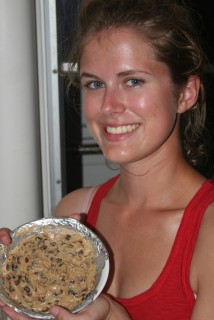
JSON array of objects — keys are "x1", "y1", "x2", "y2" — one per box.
[
  {"x1": 190, "y1": 203, "x2": 214, "y2": 319},
  {"x1": 54, "y1": 187, "x2": 93, "y2": 217}
]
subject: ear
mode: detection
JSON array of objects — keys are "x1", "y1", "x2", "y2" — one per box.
[{"x1": 177, "y1": 75, "x2": 201, "y2": 114}]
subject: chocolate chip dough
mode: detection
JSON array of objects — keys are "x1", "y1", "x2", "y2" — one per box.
[{"x1": 0, "y1": 227, "x2": 96, "y2": 314}]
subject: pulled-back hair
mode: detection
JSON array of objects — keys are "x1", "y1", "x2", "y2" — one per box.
[{"x1": 67, "y1": 0, "x2": 212, "y2": 176}]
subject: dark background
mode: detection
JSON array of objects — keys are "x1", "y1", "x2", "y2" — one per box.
[
  {"x1": 56, "y1": 0, "x2": 214, "y2": 194},
  {"x1": 189, "y1": 1, "x2": 214, "y2": 64}
]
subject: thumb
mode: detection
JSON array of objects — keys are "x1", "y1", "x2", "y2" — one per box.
[
  {"x1": 50, "y1": 306, "x2": 76, "y2": 320},
  {"x1": 67, "y1": 213, "x2": 81, "y2": 221}
]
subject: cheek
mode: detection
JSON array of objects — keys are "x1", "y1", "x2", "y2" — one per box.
[
  {"x1": 134, "y1": 88, "x2": 177, "y2": 117},
  {"x1": 82, "y1": 92, "x2": 100, "y2": 119},
  {"x1": 126, "y1": 93, "x2": 148, "y2": 114},
  {"x1": 131, "y1": 93, "x2": 158, "y2": 118},
  {"x1": 135, "y1": 94, "x2": 178, "y2": 137},
  {"x1": 149, "y1": 102, "x2": 178, "y2": 138},
  {"x1": 82, "y1": 97, "x2": 94, "y2": 123},
  {"x1": 82, "y1": 98, "x2": 101, "y2": 139}
]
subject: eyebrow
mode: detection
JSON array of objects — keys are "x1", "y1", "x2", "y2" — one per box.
[
  {"x1": 117, "y1": 69, "x2": 151, "y2": 77},
  {"x1": 80, "y1": 69, "x2": 151, "y2": 80},
  {"x1": 80, "y1": 72, "x2": 100, "y2": 80}
]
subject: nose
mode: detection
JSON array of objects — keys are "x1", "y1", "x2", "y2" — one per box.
[{"x1": 101, "y1": 87, "x2": 125, "y2": 115}]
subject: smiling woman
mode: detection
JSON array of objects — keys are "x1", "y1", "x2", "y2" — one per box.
[
  {"x1": 67, "y1": 0, "x2": 213, "y2": 176},
  {"x1": 79, "y1": 27, "x2": 183, "y2": 165},
  {"x1": 1, "y1": 1, "x2": 214, "y2": 320}
]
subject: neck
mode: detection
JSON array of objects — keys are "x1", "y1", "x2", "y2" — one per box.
[{"x1": 116, "y1": 153, "x2": 200, "y2": 209}]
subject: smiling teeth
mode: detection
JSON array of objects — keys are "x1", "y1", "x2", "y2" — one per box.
[{"x1": 106, "y1": 124, "x2": 139, "y2": 134}]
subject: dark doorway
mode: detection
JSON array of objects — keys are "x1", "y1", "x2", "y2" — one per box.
[{"x1": 56, "y1": 1, "x2": 214, "y2": 195}]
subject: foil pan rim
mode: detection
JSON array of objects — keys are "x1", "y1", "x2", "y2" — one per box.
[{"x1": 0, "y1": 217, "x2": 110, "y2": 319}]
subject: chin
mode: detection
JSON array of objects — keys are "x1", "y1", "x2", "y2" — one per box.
[
  {"x1": 102, "y1": 145, "x2": 136, "y2": 164},
  {"x1": 103, "y1": 153, "x2": 129, "y2": 165}
]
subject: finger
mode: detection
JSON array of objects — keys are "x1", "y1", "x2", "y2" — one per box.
[
  {"x1": 0, "y1": 305, "x2": 28, "y2": 320},
  {"x1": 0, "y1": 299, "x2": 5, "y2": 307},
  {"x1": 50, "y1": 306, "x2": 78, "y2": 320},
  {"x1": 0, "y1": 228, "x2": 12, "y2": 245},
  {"x1": 67, "y1": 213, "x2": 81, "y2": 221}
]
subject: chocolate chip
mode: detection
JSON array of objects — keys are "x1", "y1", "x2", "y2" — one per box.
[{"x1": 24, "y1": 286, "x2": 31, "y2": 294}]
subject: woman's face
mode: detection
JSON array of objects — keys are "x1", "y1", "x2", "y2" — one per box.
[{"x1": 80, "y1": 28, "x2": 181, "y2": 165}]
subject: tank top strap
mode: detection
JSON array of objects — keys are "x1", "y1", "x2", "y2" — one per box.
[
  {"x1": 182, "y1": 179, "x2": 214, "y2": 251},
  {"x1": 181, "y1": 179, "x2": 214, "y2": 302},
  {"x1": 86, "y1": 175, "x2": 119, "y2": 229},
  {"x1": 80, "y1": 186, "x2": 98, "y2": 214}
]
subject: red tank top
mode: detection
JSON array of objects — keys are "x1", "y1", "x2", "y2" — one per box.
[{"x1": 86, "y1": 176, "x2": 214, "y2": 319}]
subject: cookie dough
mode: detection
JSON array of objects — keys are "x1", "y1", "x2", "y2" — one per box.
[{"x1": 0, "y1": 227, "x2": 96, "y2": 314}]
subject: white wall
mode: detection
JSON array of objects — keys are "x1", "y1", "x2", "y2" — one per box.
[{"x1": 0, "y1": 0, "x2": 43, "y2": 229}]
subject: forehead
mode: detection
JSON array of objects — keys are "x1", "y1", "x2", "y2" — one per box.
[
  {"x1": 80, "y1": 27, "x2": 155, "y2": 63},
  {"x1": 86, "y1": 27, "x2": 145, "y2": 45},
  {"x1": 82, "y1": 28, "x2": 152, "y2": 54}
]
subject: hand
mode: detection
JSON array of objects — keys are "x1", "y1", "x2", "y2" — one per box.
[
  {"x1": 50, "y1": 294, "x2": 131, "y2": 320},
  {"x1": 0, "y1": 228, "x2": 12, "y2": 245},
  {"x1": 0, "y1": 297, "x2": 109, "y2": 320},
  {"x1": 0, "y1": 301, "x2": 30, "y2": 320},
  {"x1": 55, "y1": 212, "x2": 83, "y2": 221},
  {"x1": 50, "y1": 295, "x2": 110, "y2": 320},
  {"x1": 69, "y1": 213, "x2": 87, "y2": 223}
]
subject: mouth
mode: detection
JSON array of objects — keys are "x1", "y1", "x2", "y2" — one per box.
[{"x1": 106, "y1": 124, "x2": 139, "y2": 135}]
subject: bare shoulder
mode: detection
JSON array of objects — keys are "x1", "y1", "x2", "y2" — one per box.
[
  {"x1": 190, "y1": 200, "x2": 214, "y2": 318},
  {"x1": 192, "y1": 200, "x2": 214, "y2": 274},
  {"x1": 196, "y1": 200, "x2": 214, "y2": 244},
  {"x1": 54, "y1": 186, "x2": 96, "y2": 217}
]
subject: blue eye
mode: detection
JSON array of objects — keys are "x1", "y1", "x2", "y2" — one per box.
[
  {"x1": 86, "y1": 80, "x2": 104, "y2": 89},
  {"x1": 126, "y1": 78, "x2": 143, "y2": 87}
]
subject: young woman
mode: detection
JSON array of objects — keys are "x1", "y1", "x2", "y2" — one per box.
[{"x1": 1, "y1": 0, "x2": 214, "y2": 319}]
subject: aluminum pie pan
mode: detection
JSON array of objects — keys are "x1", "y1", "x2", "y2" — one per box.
[{"x1": 0, "y1": 217, "x2": 109, "y2": 319}]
